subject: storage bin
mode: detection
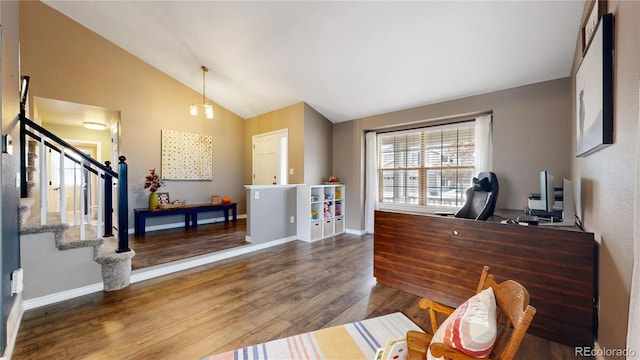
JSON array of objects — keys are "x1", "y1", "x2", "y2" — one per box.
[
  {"x1": 324, "y1": 219, "x2": 334, "y2": 236},
  {"x1": 335, "y1": 216, "x2": 344, "y2": 234},
  {"x1": 311, "y1": 221, "x2": 322, "y2": 240}
]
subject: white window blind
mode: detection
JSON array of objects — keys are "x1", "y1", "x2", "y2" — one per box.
[{"x1": 377, "y1": 122, "x2": 475, "y2": 209}]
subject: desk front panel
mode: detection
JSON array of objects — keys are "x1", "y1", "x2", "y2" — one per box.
[{"x1": 373, "y1": 210, "x2": 596, "y2": 347}]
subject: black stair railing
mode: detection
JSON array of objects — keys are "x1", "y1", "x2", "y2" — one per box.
[
  {"x1": 19, "y1": 115, "x2": 130, "y2": 253},
  {"x1": 117, "y1": 156, "x2": 130, "y2": 253},
  {"x1": 104, "y1": 161, "x2": 114, "y2": 236}
]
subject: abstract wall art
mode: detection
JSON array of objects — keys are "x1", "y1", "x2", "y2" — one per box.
[
  {"x1": 575, "y1": 13, "x2": 613, "y2": 157},
  {"x1": 161, "y1": 129, "x2": 213, "y2": 180}
]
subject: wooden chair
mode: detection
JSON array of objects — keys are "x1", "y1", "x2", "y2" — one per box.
[{"x1": 406, "y1": 266, "x2": 536, "y2": 360}]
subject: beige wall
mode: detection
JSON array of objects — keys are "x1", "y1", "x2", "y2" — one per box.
[
  {"x1": 20, "y1": 2, "x2": 247, "y2": 226},
  {"x1": 334, "y1": 78, "x2": 572, "y2": 231},
  {"x1": 571, "y1": 1, "x2": 639, "y2": 355},
  {"x1": 303, "y1": 103, "x2": 333, "y2": 185},
  {"x1": 1, "y1": 1, "x2": 20, "y2": 135},
  {"x1": 244, "y1": 102, "x2": 333, "y2": 186},
  {"x1": 245, "y1": 102, "x2": 305, "y2": 185},
  {"x1": 41, "y1": 123, "x2": 112, "y2": 163}
]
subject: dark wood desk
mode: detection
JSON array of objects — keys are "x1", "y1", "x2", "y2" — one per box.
[
  {"x1": 374, "y1": 209, "x2": 597, "y2": 347},
  {"x1": 134, "y1": 203, "x2": 237, "y2": 236}
]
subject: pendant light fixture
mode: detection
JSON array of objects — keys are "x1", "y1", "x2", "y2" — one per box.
[{"x1": 190, "y1": 65, "x2": 214, "y2": 119}]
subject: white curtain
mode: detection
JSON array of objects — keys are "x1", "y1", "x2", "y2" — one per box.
[
  {"x1": 627, "y1": 117, "x2": 640, "y2": 359},
  {"x1": 364, "y1": 132, "x2": 379, "y2": 234},
  {"x1": 474, "y1": 114, "x2": 493, "y2": 173}
]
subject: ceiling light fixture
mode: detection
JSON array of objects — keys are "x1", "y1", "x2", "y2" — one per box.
[
  {"x1": 83, "y1": 121, "x2": 106, "y2": 131},
  {"x1": 190, "y1": 65, "x2": 214, "y2": 119}
]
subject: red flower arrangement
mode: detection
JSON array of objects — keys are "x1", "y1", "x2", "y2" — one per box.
[{"x1": 144, "y1": 168, "x2": 164, "y2": 193}]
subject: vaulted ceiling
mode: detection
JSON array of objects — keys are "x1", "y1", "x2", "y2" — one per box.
[{"x1": 43, "y1": 1, "x2": 584, "y2": 123}]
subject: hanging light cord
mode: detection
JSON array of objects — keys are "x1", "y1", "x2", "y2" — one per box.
[{"x1": 201, "y1": 65, "x2": 209, "y2": 105}]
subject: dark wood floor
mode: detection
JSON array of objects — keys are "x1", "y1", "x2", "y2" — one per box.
[
  {"x1": 14, "y1": 228, "x2": 591, "y2": 359},
  {"x1": 129, "y1": 219, "x2": 249, "y2": 270}
]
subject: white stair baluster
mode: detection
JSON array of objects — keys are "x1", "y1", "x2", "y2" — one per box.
[
  {"x1": 59, "y1": 147, "x2": 67, "y2": 224},
  {"x1": 80, "y1": 159, "x2": 86, "y2": 239},
  {"x1": 97, "y1": 169, "x2": 104, "y2": 237},
  {"x1": 86, "y1": 164, "x2": 93, "y2": 227},
  {"x1": 73, "y1": 161, "x2": 78, "y2": 226},
  {"x1": 39, "y1": 136, "x2": 47, "y2": 225}
]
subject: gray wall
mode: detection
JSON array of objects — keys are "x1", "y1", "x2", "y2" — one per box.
[
  {"x1": 333, "y1": 78, "x2": 572, "y2": 231},
  {"x1": 303, "y1": 103, "x2": 333, "y2": 185},
  {"x1": 21, "y1": 233, "x2": 102, "y2": 300},
  {"x1": 1, "y1": 0, "x2": 23, "y2": 354},
  {"x1": 570, "y1": 1, "x2": 639, "y2": 354},
  {"x1": 245, "y1": 185, "x2": 297, "y2": 244}
]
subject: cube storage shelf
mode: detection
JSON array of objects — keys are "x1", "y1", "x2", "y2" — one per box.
[{"x1": 297, "y1": 184, "x2": 345, "y2": 242}]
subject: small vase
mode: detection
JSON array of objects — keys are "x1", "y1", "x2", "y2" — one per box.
[{"x1": 149, "y1": 192, "x2": 159, "y2": 209}]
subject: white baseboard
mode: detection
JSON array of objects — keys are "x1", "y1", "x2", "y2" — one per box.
[
  {"x1": 346, "y1": 228, "x2": 366, "y2": 235},
  {"x1": 130, "y1": 236, "x2": 296, "y2": 283},
  {"x1": 0, "y1": 293, "x2": 24, "y2": 360},
  {"x1": 127, "y1": 213, "x2": 247, "y2": 234},
  {"x1": 301, "y1": 229, "x2": 366, "y2": 242},
  {"x1": 24, "y1": 283, "x2": 104, "y2": 311}
]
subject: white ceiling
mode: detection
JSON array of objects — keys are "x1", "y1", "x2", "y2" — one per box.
[
  {"x1": 42, "y1": 0, "x2": 584, "y2": 123},
  {"x1": 34, "y1": 96, "x2": 119, "y2": 130}
]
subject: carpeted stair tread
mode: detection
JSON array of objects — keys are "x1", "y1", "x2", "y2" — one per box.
[
  {"x1": 95, "y1": 237, "x2": 136, "y2": 264},
  {"x1": 20, "y1": 210, "x2": 64, "y2": 229},
  {"x1": 20, "y1": 221, "x2": 68, "y2": 235},
  {"x1": 20, "y1": 208, "x2": 102, "y2": 250},
  {"x1": 19, "y1": 197, "x2": 36, "y2": 227},
  {"x1": 57, "y1": 224, "x2": 101, "y2": 250},
  {"x1": 95, "y1": 237, "x2": 136, "y2": 291}
]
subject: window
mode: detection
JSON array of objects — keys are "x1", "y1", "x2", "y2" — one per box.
[{"x1": 377, "y1": 122, "x2": 475, "y2": 209}]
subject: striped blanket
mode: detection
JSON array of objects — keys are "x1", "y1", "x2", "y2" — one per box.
[{"x1": 202, "y1": 312, "x2": 422, "y2": 360}]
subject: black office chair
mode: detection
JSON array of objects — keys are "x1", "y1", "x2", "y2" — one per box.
[{"x1": 455, "y1": 172, "x2": 499, "y2": 221}]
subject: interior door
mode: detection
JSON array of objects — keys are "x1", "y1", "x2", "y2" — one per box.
[
  {"x1": 253, "y1": 133, "x2": 278, "y2": 185},
  {"x1": 252, "y1": 129, "x2": 288, "y2": 185}
]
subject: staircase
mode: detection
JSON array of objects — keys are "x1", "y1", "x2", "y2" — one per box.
[{"x1": 19, "y1": 116, "x2": 134, "y2": 294}]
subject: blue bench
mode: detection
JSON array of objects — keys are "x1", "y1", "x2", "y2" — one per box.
[{"x1": 134, "y1": 202, "x2": 237, "y2": 236}]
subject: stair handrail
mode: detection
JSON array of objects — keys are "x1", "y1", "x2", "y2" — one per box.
[
  {"x1": 19, "y1": 115, "x2": 130, "y2": 253},
  {"x1": 21, "y1": 117, "x2": 118, "y2": 179}
]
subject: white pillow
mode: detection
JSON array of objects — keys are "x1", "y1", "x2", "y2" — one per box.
[{"x1": 427, "y1": 287, "x2": 498, "y2": 360}]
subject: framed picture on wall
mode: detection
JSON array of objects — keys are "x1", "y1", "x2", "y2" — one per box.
[
  {"x1": 582, "y1": 0, "x2": 607, "y2": 55},
  {"x1": 575, "y1": 13, "x2": 613, "y2": 157},
  {"x1": 161, "y1": 129, "x2": 213, "y2": 180}
]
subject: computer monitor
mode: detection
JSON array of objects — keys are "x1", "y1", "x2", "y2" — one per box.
[
  {"x1": 538, "y1": 175, "x2": 576, "y2": 227},
  {"x1": 539, "y1": 170, "x2": 555, "y2": 213}
]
